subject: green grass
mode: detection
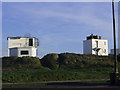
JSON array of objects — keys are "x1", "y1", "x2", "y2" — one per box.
[
  {"x1": 2, "y1": 67, "x2": 114, "y2": 83},
  {"x1": 2, "y1": 55, "x2": 120, "y2": 88}
]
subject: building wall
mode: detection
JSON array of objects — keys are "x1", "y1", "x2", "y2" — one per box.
[
  {"x1": 83, "y1": 40, "x2": 92, "y2": 54},
  {"x1": 7, "y1": 37, "x2": 38, "y2": 57},
  {"x1": 8, "y1": 37, "x2": 36, "y2": 48},
  {"x1": 8, "y1": 38, "x2": 29, "y2": 48},
  {"x1": 17, "y1": 47, "x2": 37, "y2": 57},
  {"x1": 18, "y1": 47, "x2": 31, "y2": 57},
  {"x1": 92, "y1": 39, "x2": 108, "y2": 56},
  {"x1": 83, "y1": 39, "x2": 108, "y2": 56},
  {"x1": 31, "y1": 47, "x2": 37, "y2": 57}
]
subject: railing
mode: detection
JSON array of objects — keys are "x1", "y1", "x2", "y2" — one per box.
[{"x1": 35, "y1": 38, "x2": 39, "y2": 47}]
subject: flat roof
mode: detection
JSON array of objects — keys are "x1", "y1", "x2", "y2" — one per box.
[
  {"x1": 7, "y1": 37, "x2": 38, "y2": 40},
  {"x1": 9, "y1": 46, "x2": 37, "y2": 49}
]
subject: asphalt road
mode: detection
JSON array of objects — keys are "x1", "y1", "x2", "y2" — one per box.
[
  {"x1": 2, "y1": 79, "x2": 109, "y2": 85},
  {"x1": 2, "y1": 79, "x2": 120, "y2": 90}
]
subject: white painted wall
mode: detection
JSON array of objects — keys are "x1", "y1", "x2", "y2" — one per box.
[
  {"x1": 83, "y1": 39, "x2": 108, "y2": 56},
  {"x1": 8, "y1": 37, "x2": 37, "y2": 48},
  {"x1": 92, "y1": 39, "x2": 108, "y2": 56},
  {"x1": 7, "y1": 37, "x2": 38, "y2": 57},
  {"x1": 18, "y1": 47, "x2": 31, "y2": 57},
  {"x1": 31, "y1": 47, "x2": 37, "y2": 57},
  {"x1": 8, "y1": 38, "x2": 29, "y2": 48},
  {"x1": 17, "y1": 47, "x2": 37, "y2": 57}
]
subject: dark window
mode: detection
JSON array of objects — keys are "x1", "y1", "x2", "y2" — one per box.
[
  {"x1": 96, "y1": 41, "x2": 98, "y2": 47},
  {"x1": 21, "y1": 51, "x2": 29, "y2": 55},
  {"x1": 29, "y1": 39, "x2": 33, "y2": 46}
]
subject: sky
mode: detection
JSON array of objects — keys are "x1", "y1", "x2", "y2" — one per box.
[
  {"x1": 2, "y1": 2, "x2": 119, "y2": 58},
  {"x1": 118, "y1": 1, "x2": 120, "y2": 48},
  {"x1": 0, "y1": 4, "x2": 1, "y2": 53}
]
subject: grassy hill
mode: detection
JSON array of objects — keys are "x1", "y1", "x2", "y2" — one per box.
[{"x1": 2, "y1": 53, "x2": 120, "y2": 83}]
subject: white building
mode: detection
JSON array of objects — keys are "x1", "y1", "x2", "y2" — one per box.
[
  {"x1": 83, "y1": 34, "x2": 108, "y2": 56},
  {"x1": 7, "y1": 36, "x2": 39, "y2": 57}
]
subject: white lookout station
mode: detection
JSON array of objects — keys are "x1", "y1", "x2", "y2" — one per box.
[
  {"x1": 83, "y1": 34, "x2": 108, "y2": 56},
  {"x1": 7, "y1": 36, "x2": 39, "y2": 57}
]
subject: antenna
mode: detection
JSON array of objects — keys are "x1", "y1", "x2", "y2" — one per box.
[{"x1": 24, "y1": 33, "x2": 31, "y2": 38}]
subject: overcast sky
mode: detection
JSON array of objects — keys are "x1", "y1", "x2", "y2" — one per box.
[{"x1": 2, "y1": 2, "x2": 119, "y2": 58}]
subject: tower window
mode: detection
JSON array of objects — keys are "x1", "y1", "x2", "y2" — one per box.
[
  {"x1": 96, "y1": 41, "x2": 98, "y2": 47},
  {"x1": 21, "y1": 50, "x2": 29, "y2": 55},
  {"x1": 29, "y1": 39, "x2": 33, "y2": 46}
]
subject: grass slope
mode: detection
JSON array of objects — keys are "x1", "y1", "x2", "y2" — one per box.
[{"x1": 2, "y1": 53, "x2": 120, "y2": 83}]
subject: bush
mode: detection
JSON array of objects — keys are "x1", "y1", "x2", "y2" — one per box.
[
  {"x1": 2, "y1": 56, "x2": 18, "y2": 68},
  {"x1": 2, "y1": 56, "x2": 41, "y2": 69},
  {"x1": 41, "y1": 53, "x2": 59, "y2": 70},
  {"x1": 15, "y1": 56, "x2": 41, "y2": 68},
  {"x1": 2, "y1": 53, "x2": 120, "y2": 70},
  {"x1": 58, "y1": 53, "x2": 114, "y2": 69}
]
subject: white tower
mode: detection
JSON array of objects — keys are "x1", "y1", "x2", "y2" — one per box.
[
  {"x1": 7, "y1": 36, "x2": 39, "y2": 57},
  {"x1": 83, "y1": 34, "x2": 108, "y2": 56}
]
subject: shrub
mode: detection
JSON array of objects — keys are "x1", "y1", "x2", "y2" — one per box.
[
  {"x1": 2, "y1": 56, "x2": 41, "y2": 69},
  {"x1": 15, "y1": 56, "x2": 41, "y2": 68},
  {"x1": 58, "y1": 53, "x2": 114, "y2": 69},
  {"x1": 2, "y1": 56, "x2": 18, "y2": 68},
  {"x1": 41, "y1": 53, "x2": 59, "y2": 70}
]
